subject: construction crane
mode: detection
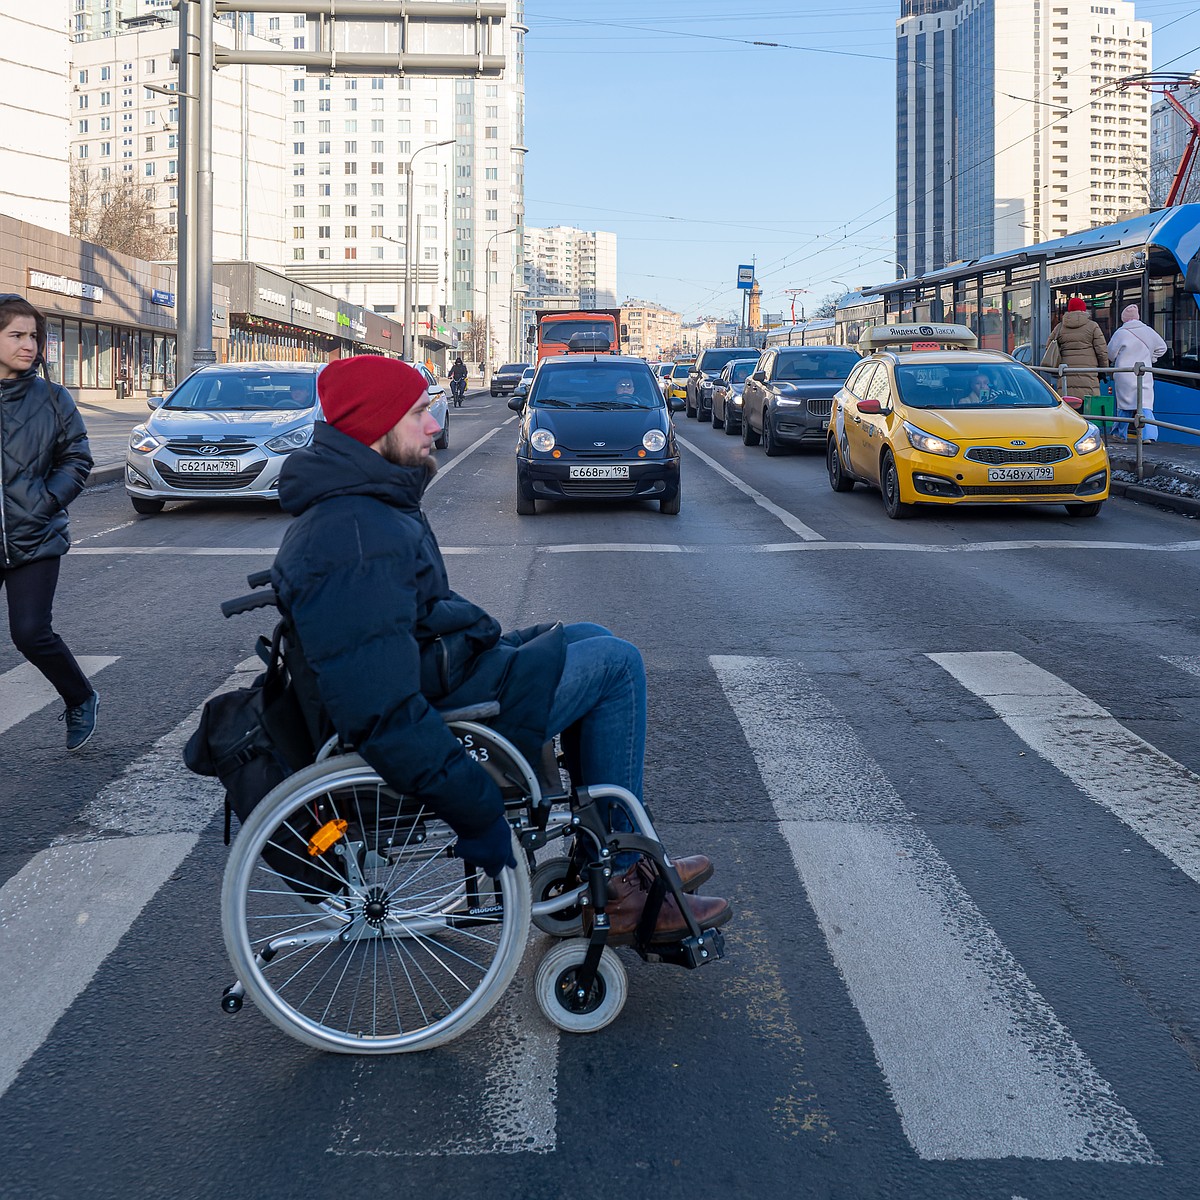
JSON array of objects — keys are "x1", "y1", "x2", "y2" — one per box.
[{"x1": 1114, "y1": 72, "x2": 1200, "y2": 206}]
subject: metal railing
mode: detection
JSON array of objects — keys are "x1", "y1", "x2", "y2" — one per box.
[{"x1": 1030, "y1": 362, "x2": 1200, "y2": 481}]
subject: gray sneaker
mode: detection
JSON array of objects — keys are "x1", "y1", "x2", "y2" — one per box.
[{"x1": 62, "y1": 690, "x2": 99, "y2": 751}]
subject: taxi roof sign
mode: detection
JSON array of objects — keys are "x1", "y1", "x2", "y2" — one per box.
[{"x1": 858, "y1": 323, "x2": 978, "y2": 353}]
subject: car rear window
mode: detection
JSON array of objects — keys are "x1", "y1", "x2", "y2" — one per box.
[
  {"x1": 529, "y1": 360, "x2": 664, "y2": 410},
  {"x1": 671, "y1": 364, "x2": 690, "y2": 378},
  {"x1": 729, "y1": 360, "x2": 758, "y2": 384},
  {"x1": 163, "y1": 371, "x2": 317, "y2": 411},
  {"x1": 500, "y1": 363, "x2": 527, "y2": 373}
]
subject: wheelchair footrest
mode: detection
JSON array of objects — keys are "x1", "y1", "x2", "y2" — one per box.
[{"x1": 640, "y1": 926, "x2": 725, "y2": 969}]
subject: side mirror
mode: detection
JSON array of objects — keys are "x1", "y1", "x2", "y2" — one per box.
[
  {"x1": 668, "y1": 397, "x2": 685, "y2": 412},
  {"x1": 513, "y1": 384, "x2": 528, "y2": 398},
  {"x1": 146, "y1": 395, "x2": 164, "y2": 409},
  {"x1": 751, "y1": 371, "x2": 766, "y2": 383},
  {"x1": 856, "y1": 398, "x2": 883, "y2": 415},
  {"x1": 507, "y1": 396, "x2": 525, "y2": 412}
]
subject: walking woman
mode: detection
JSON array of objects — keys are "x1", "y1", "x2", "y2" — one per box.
[{"x1": 0, "y1": 294, "x2": 99, "y2": 749}]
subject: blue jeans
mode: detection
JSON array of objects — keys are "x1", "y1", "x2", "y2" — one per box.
[
  {"x1": 544, "y1": 622, "x2": 646, "y2": 867},
  {"x1": 1111, "y1": 409, "x2": 1134, "y2": 440}
]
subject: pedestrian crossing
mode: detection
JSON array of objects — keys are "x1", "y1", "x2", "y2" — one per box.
[
  {"x1": 4, "y1": 646, "x2": 1200, "y2": 1165},
  {"x1": 0, "y1": 657, "x2": 119, "y2": 737}
]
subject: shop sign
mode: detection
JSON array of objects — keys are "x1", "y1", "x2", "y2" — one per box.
[
  {"x1": 256, "y1": 287, "x2": 288, "y2": 308},
  {"x1": 292, "y1": 298, "x2": 313, "y2": 315},
  {"x1": 151, "y1": 289, "x2": 175, "y2": 306},
  {"x1": 28, "y1": 269, "x2": 104, "y2": 302},
  {"x1": 316, "y1": 305, "x2": 336, "y2": 323}
]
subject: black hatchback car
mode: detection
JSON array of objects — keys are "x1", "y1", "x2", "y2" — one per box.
[
  {"x1": 490, "y1": 362, "x2": 530, "y2": 396},
  {"x1": 510, "y1": 356, "x2": 684, "y2": 514}
]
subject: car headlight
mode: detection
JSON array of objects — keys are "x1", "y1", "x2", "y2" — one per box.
[
  {"x1": 128, "y1": 425, "x2": 163, "y2": 454},
  {"x1": 904, "y1": 421, "x2": 959, "y2": 457},
  {"x1": 701, "y1": 379, "x2": 714, "y2": 391},
  {"x1": 265, "y1": 425, "x2": 314, "y2": 454},
  {"x1": 530, "y1": 428, "x2": 556, "y2": 452},
  {"x1": 643, "y1": 429, "x2": 666, "y2": 452},
  {"x1": 1074, "y1": 423, "x2": 1104, "y2": 455}
]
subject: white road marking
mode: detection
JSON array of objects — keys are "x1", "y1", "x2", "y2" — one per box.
[
  {"x1": 67, "y1": 537, "x2": 1200, "y2": 558},
  {"x1": 425, "y1": 416, "x2": 516, "y2": 489},
  {"x1": 712, "y1": 653, "x2": 1155, "y2": 1163},
  {"x1": 0, "y1": 661, "x2": 256, "y2": 1101},
  {"x1": 676, "y1": 433, "x2": 825, "y2": 541},
  {"x1": 0, "y1": 657, "x2": 119, "y2": 737},
  {"x1": 1162, "y1": 654, "x2": 1200, "y2": 678},
  {"x1": 931, "y1": 651, "x2": 1200, "y2": 886}
]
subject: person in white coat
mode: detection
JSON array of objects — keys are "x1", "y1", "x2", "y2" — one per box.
[{"x1": 1107, "y1": 304, "x2": 1168, "y2": 441}]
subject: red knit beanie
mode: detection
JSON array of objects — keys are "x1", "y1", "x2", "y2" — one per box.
[
  {"x1": 1067, "y1": 297, "x2": 1087, "y2": 312},
  {"x1": 318, "y1": 356, "x2": 428, "y2": 445}
]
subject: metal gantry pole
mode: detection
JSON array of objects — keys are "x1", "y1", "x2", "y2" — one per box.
[
  {"x1": 175, "y1": 0, "x2": 198, "y2": 378},
  {"x1": 195, "y1": 0, "x2": 215, "y2": 367}
]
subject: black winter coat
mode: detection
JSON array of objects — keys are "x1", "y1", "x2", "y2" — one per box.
[
  {"x1": 272, "y1": 422, "x2": 566, "y2": 838},
  {"x1": 0, "y1": 365, "x2": 93, "y2": 568}
]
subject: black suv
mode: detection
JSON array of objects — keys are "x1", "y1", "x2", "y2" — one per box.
[
  {"x1": 491, "y1": 362, "x2": 531, "y2": 396},
  {"x1": 687, "y1": 346, "x2": 761, "y2": 420},
  {"x1": 740, "y1": 346, "x2": 860, "y2": 455}
]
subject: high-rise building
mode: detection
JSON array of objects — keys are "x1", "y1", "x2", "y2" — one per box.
[
  {"x1": 2, "y1": 4, "x2": 72, "y2": 232},
  {"x1": 897, "y1": 0, "x2": 1151, "y2": 275},
  {"x1": 524, "y1": 225, "x2": 618, "y2": 309},
  {"x1": 69, "y1": 18, "x2": 288, "y2": 263},
  {"x1": 1150, "y1": 90, "x2": 1200, "y2": 207}
]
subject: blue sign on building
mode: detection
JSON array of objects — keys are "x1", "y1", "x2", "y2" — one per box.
[{"x1": 151, "y1": 289, "x2": 175, "y2": 307}]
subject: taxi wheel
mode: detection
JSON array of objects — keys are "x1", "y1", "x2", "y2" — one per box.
[
  {"x1": 827, "y1": 439, "x2": 855, "y2": 493},
  {"x1": 880, "y1": 450, "x2": 912, "y2": 520},
  {"x1": 1065, "y1": 501, "x2": 1103, "y2": 518}
]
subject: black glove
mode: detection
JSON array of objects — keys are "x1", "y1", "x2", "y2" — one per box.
[{"x1": 452, "y1": 814, "x2": 517, "y2": 880}]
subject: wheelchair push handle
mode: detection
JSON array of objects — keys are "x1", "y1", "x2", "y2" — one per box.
[{"x1": 220, "y1": 588, "x2": 280, "y2": 618}]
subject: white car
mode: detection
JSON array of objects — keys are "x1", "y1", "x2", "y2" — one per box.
[{"x1": 411, "y1": 362, "x2": 449, "y2": 450}]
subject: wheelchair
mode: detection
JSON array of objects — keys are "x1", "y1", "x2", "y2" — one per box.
[{"x1": 216, "y1": 573, "x2": 727, "y2": 1054}]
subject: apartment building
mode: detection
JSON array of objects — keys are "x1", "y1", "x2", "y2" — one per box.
[
  {"x1": 69, "y1": 18, "x2": 288, "y2": 263},
  {"x1": 1150, "y1": 89, "x2": 1200, "y2": 207},
  {"x1": 524, "y1": 226, "x2": 618, "y2": 309},
  {"x1": 2, "y1": 4, "x2": 72, "y2": 232},
  {"x1": 897, "y1": 0, "x2": 1152, "y2": 273},
  {"x1": 621, "y1": 299, "x2": 681, "y2": 361}
]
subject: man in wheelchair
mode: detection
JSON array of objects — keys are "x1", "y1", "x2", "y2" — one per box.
[{"x1": 271, "y1": 355, "x2": 731, "y2": 944}]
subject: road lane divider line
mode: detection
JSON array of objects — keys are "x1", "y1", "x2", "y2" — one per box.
[
  {"x1": 0, "y1": 657, "x2": 119, "y2": 738},
  {"x1": 711, "y1": 653, "x2": 1156, "y2": 1163},
  {"x1": 675, "y1": 434, "x2": 825, "y2": 541},
  {"x1": 424, "y1": 416, "x2": 516, "y2": 489},
  {"x1": 931, "y1": 650, "x2": 1200, "y2": 886}
]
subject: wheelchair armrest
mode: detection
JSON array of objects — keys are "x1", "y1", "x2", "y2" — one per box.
[{"x1": 439, "y1": 701, "x2": 501, "y2": 723}]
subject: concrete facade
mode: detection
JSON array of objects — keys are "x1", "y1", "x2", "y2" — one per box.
[
  {"x1": 621, "y1": 299, "x2": 681, "y2": 361},
  {"x1": 1, "y1": 4, "x2": 72, "y2": 233},
  {"x1": 524, "y1": 226, "x2": 618, "y2": 310}
]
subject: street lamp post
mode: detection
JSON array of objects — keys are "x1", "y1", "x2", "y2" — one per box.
[
  {"x1": 483, "y1": 224, "x2": 518, "y2": 374},
  {"x1": 403, "y1": 139, "x2": 454, "y2": 362}
]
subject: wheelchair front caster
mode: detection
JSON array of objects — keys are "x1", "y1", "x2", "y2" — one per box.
[
  {"x1": 529, "y1": 858, "x2": 586, "y2": 938},
  {"x1": 534, "y1": 939, "x2": 627, "y2": 1033},
  {"x1": 221, "y1": 985, "x2": 244, "y2": 1014}
]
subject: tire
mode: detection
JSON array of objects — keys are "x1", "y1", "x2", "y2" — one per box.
[
  {"x1": 827, "y1": 438, "x2": 855, "y2": 492},
  {"x1": 742, "y1": 407, "x2": 761, "y2": 447},
  {"x1": 880, "y1": 449, "x2": 912, "y2": 520},
  {"x1": 724, "y1": 411, "x2": 740, "y2": 436},
  {"x1": 221, "y1": 754, "x2": 531, "y2": 1054},
  {"x1": 1065, "y1": 501, "x2": 1103, "y2": 517},
  {"x1": 660, "y1": 485, "x2": 681, "y2": 515},
  {"x1": 763, "y1": 409, "x2": 785, "y2": 457},
  {"x1": 516, "y1": 478, "x2": 536, "y2": 515},
  {"x1": 534, "y1": 939, "x2": 628, "y2": 1034},
  {"x1": 530, "y1": 857, "x2": 585, "y2": 938},
  {"x1": 685, "y1": 394, "x2": 697, "y2": 419},
  {"x1": 130, "y1": 495, "x2": 165, "y2": 514},
  {"x1": 434, "y1": 413, "x2": 449, "y2": 451},
  {"x1": 712, "y1": 403, "x2": 724, "y2": 430}
]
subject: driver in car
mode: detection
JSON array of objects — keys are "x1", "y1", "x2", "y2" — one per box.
[
  {"x1": 615, "y1": 375, "x2": 636, "y2": 399},
  {"x1": 961, "y1": 371, "x2": 993, "y2": 405}
]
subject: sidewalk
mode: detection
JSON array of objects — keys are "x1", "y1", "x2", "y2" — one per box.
[{"x1": 78, "y1": 392, "x2": 153, "y2": 487}]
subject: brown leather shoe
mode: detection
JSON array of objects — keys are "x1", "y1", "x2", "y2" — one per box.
[
  {"x1": 600, "y1": 860, "x2": 731, "y2": 945},
  {"x1": 671, "y1": 854, "x2": 714, "y2": 892}
]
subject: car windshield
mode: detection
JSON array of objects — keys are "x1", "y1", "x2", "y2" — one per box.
[
  {"x1": 773, "y1": 350, "x2": 859, "y2": 381},
  {"x1": 701, "y1": 349, "x2": 758, "y2": 371},
  {"x1": 728, "y1": 360, "x2": 758, "y2": 384},
  {"x1": 529, "y1": 361, "x2": 663, "y2": 410},
  {"x1": 895, "y1": 362, "x2": 1059, "y2": 409},
  {"x1": 671, "y1": 364, "x2": 690, "y2": 378},
  {"x1": 163, "y1": 370, "x2": 317, "y2": 411}
]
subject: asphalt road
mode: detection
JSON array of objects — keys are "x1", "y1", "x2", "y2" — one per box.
[{"x1": 6, "y1": 391, "x2": 1200, "y2": 1199}]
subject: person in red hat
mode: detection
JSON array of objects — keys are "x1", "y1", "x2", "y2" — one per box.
[
  {"x1": 270, "y1": 356, "x2": 730, "y2": 940},
  {"x1": 1041, "y1": 296, "x2": 1109, "y2": 402}
]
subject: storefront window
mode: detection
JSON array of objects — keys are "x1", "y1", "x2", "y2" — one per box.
[
  {"x1": 43, "y1": 318, "x2": 63, "y2": 384},
  {"x1": 97, "y1": 325, "x2": 113, "y2": 388},
  {"x1": 63, "y1": 321, "x2": 80, "y2": 388},
  {"x1": 140, "y1": 335, "x2": 154, "y2": 390},
  {"x1": 80, "y1": 322, "x2": 97, "y2": 387}
]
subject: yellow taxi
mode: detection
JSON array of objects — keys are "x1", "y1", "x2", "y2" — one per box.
[
  {"x1": 665, "y1": 360, "x2": 691, "y2": 405},
  {"x1": 825, "y1": 324, "x2": 1109, "y2": 519}
]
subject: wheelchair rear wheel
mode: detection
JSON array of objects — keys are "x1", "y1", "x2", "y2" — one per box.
[{"x1": 221, "y1": 754, "x2": 531, "y2": 1054}]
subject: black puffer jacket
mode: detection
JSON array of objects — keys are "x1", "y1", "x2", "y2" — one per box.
[
  {"x1": 273, "y1": 421, "x2": 566, "y2": 838},
  {"x1": 0, "y1": 363, "x2": 93, "y2": 568}
]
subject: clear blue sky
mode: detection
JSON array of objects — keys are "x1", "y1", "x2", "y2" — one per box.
[{"x1": 523, "y1": 1, "x2": 1200, "y2": 325}]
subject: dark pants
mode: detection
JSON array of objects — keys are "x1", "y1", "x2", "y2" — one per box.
[{"x1": 1, "y1": 556, "x2": 92, "y2": 707}]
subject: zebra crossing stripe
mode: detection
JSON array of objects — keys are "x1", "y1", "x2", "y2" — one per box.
[
  {"x1": 931, "y1": 651, "x2": 1200, "y2": 886},
  {"x1": 0, "y1": 657, "x2": 119, "y2": 737},
  {"x1": 711, "y1": 653, "x2": 1156, "y2": 1163}
]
